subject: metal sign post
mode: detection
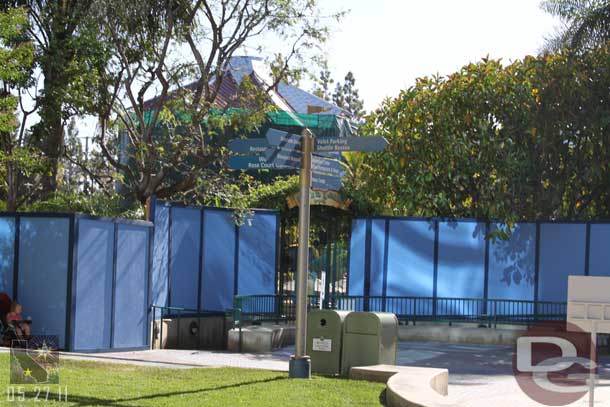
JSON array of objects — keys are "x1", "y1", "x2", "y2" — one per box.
[
  {"x1": 289, "y1": 129, "x2": 313, "y2": 379},
  {"x1": 589, "y1": 323, "x2": 596, "y2": 407}
]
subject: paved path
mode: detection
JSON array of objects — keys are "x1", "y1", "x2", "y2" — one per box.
[
  {"x1": 394, "y1": 342, "x2": 610, "y2": 407},
  {"x1": 60, "y1": 348, "x2": 291, "y2": 371}
]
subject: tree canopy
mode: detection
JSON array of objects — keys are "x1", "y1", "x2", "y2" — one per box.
[
  {"x1": 542, "y1": 0, "x2": 610, "y2": 51},
  {"x1": 354, "y1": 45, "x2": 610, "y2": 225}
]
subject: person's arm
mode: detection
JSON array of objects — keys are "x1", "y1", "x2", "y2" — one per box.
[{"x1": 6, "y1": 312, "x2": 16, "y2": 324}]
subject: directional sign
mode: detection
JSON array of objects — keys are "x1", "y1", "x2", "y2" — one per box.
[
  {"x1": 312, "y1": 173, "x2": 342, "y2": 191},
  {"x1": 314, "y1": 136, "x2": 388, "y2": 153},
  {"x1": 228, "y1": 138, "x2": 269, "y2": 154},
  {"x1": 228, "y1": 154, "x2": 299, "y2": 170},
  {"x1": 312, "y1": 156, "x2": 344, "y2": 177},
  {"x1": 266, "y1": 128, "x2": 302, "y2": 149}
]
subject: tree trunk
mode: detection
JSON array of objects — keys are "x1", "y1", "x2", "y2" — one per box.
[{"x1": 38, "y1": 43, "x2": 68, "y2": 198}]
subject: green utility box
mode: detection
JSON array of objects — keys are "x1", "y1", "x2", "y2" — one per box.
[
  {"x1": 340, "y1": 312, "x2": 398, "y2": 376},
  {"x1": 306, "y1": 309, "x2": 351, "y2": 375}
]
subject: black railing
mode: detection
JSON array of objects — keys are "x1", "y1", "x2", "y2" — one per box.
[
  {"x1": 150, "y1": 305, "x2": 224, "y2": 350},
  {"x1": 231, "y1": 295, "x2": 567, "y2": 328}
]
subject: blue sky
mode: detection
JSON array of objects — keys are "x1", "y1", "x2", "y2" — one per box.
[{"x1": 316, "y1": 0, "x2": 560, "y2": 111}]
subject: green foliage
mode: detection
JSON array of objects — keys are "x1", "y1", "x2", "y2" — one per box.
[
  {"x1": 0, "y1": 6, "x2": 33, "y2": 132},
  {"x1": 542, "y1": 0, "x2": 610, "y2": 51},
  {"x1": 245, "y1": 176, "x2": 300, "y2": 210},
  {"x1": 0, "y1": 6, "x2": 40, "y2": 211},
  {"x1": 311, "y1": 63, "x2": 334, "y2": 102},
  {"x1": 333, "y1": 71, "x2": 365, "y2": 118},
  {"x1": 359, "y1": 47, "x2": 610, "y2": 224},
  {"x1": 24, "y1": 191, "x2": 145, "y2": 219}
]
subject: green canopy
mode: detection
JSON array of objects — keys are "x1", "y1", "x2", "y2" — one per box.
[{"x1": 142, "y1": 108, "x2": 358, "y2": 138}]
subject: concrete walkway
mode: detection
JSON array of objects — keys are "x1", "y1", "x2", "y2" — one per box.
[
  {"x1": 60, "y1": 348, "x2": 291, "y2": 371},
  {"x1": 395, "y1": 342, "x2": 610, "y2": 407}
]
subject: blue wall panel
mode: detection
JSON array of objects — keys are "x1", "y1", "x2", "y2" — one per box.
[
  {"x1": 348, "y1": 219, "x2": 366, "y2": 296},
  {"x1": 201, "y1": 210, "x2": 235, "y2": 312},
  {"x1": 0, "y1": 217, "x2": 15, "y2": 296},
  {"x1": 488, "y1": 223, "x2": 536, "y2": 304},
  {"x1": 73, "y1": 220, "x2": 114, "y2": 351},
  {"x1": 386, "y1": 220, "x2": 435, "y2": 315},
  {"x1": 369, "y1": 220, "x2": 387, "y2": 297},
  {"x1": 113, "y1": 224, "x2": 149, "y2": 349},
  {"x1": 151, "y1": 204, "x2": 169, "y2": 310},
  {"x1": 169, "y1": 207, "x2": 201, "y2": 309},
  {"x1": 437, "y1": 222, "x2": 486, "y2": 315},
  {"x1": 538, "y1": 223, "x2": 586, "y2": 302},
  {"x1": 589, "y1": 224, "x2": 610, "y2": 277},
  {"x1": 238, "y1": 213, "x2": 277, "y2": 296},
  {"x1": 18, "y1": 217, "x2": 69, "y2": 348}
]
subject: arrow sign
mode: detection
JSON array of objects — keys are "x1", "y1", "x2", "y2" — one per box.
[
  {"x1": 312, "y1": 173, "x2": 342, "y2": 191},
  {"x1": 266, "y1": 128, "x2": 302, "y2": 149},
  {"x1": 314, "y1": 136, "x2": 388, "y2": 152},
  {"x1": 228, "y1": 138, "x2": 270, "y2": 154},
  {"x1": 228, "y1": 154, "x2": 299, "y2": 170},
  {"x1": 312, "y1": 156, "x2": 344, "y2": 177}
]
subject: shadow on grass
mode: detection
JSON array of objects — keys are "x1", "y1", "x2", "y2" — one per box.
[
  {"x1": 378, "y1": 388, "x2": 387, "y2": 406},
  {"x1": 23, "y1": 376, "x2": 288, "y2": 406}
]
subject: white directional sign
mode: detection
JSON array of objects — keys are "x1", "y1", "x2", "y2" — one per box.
[{"x1": 567, "y1": 276, "x2": 610, "y2": 334}]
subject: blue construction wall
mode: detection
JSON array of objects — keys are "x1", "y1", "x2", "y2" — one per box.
[
  {"x1": 538, "y1": 223, "x2": 586, "y2": 302},
  {"x1": 112, "y1": 224, "x2": 150, "y2": 349},
  {"x1": 348, "y1": 219, "x2": 366, "y2": 297},
  {"x1": 0, "y1": 216, "x2": 15, "y2": 296},
  {"x1": 151, "y1": 204, "x2": 170, "y2": 308},
  {"x1": 151, "y1": 201, "x2": 280, "y2": 313},
  {"x1": 0, "y1": 213, "x2": 152, "y2": 352},
  {"x1": 202, "y1": 210, "x2": 235, "y2": 312},
  {"x1": 488, "y1": 223, "x2": 536, "y2": 302},
  {"x1": 71, "y1": 216, "x2": 152, "y2": 352},
  {"x1": 349, "y1": 218, "x2": 604, "y2": 306},
  {"x1": 386, "y1": 220, "x2": 435, "y2": 315},
  {"x1": 72, "y1": 219, "x2": 114, "y2": 351},
  {"x1": 588, "y1": 224, "x2": 610, "y2": 277},
  {"x1": 169, "y1": 207, "x2": 201, "y2": 309},
  {"x1": 237, "y1": 213, "x2": 277, "y2": 296},
  {"x1": 18, "y1": 217, "x2": 70, "y2": 348},
  {"x1": 437, "y1": 221, "x2": 486, "y2": 300}
]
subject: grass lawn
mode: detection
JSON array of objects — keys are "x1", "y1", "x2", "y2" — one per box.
[{"x1": 0, "y1": 354, "x2": 386, "y2": 406}]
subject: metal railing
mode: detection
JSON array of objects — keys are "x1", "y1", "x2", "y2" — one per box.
[
  {"x1": 231, "y1": 295, "x2": 567, "y2": 328},
  {"x1": 150, "y1": 305, "x2": 226, "y2": 350},
  {"x1": 231, "y1": 294, "x2": 321, "y2": 328}
]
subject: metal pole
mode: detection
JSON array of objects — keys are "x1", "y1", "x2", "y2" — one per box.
[
  {"x1": 289, "y1": 129, "x2": 313, "y2": 379},
  {"x1": 589, "y1": 324, "x2": 597, "y2": 407}
]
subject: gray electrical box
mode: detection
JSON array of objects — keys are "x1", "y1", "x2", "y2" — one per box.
[
  {"x1": 306, "y1": 309, "x2": 351, "y2": 375},
  {"x1": 340, "y1": 312, "x2": 398, "y2": 376}
]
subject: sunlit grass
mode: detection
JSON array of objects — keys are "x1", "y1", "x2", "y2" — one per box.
[{"x1": 0, "y1": 353, "x2": 385, "y2": 406}]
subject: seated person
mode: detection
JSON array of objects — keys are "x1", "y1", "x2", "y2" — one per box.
[{"x1": 6, "y1": 302, "x2": 30, "y2": 339}]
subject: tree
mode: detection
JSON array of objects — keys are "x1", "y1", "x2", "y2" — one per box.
[
  {"x1": 355, "y1": 48, "x2": 610, "y2": 224},
  {"x1": 332, "y1": 71, "x2": 365, "y2": 118},
  {"x1": 93, "y1": 0, "x2": 342, "y2": 204},
  {"x1": 312, "y1": 63, "x2": 333, "y2": 102},
  {"x1": 1, "y1": 1, "x2": 110, "y2": 197},
  {"x1": 541, "y1": 0, "x2": 610, "y2": 51},
  {"x1": 0, "y1": 6, "x2": 42, "y2": 211}
]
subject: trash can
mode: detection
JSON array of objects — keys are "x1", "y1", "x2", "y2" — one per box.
[
  {"x1": 340, "y1": 312, "x2": 398, "y2": 376},
  {"x1": 307, "y1": 309, "x2": 351, "y2": 375}
]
